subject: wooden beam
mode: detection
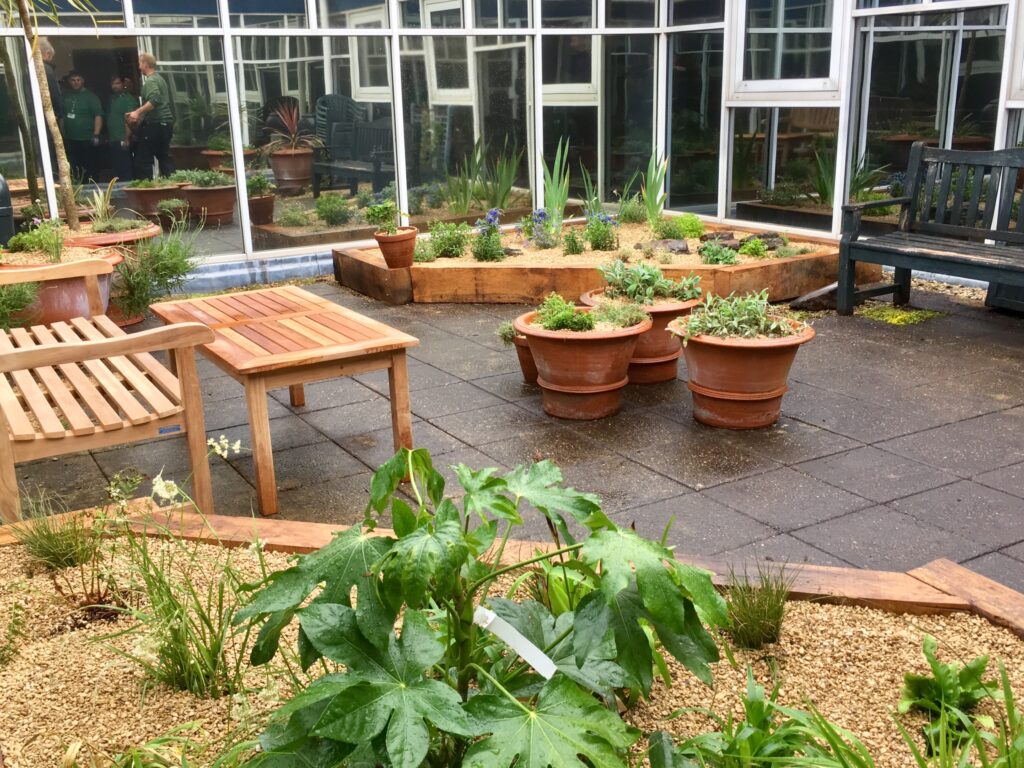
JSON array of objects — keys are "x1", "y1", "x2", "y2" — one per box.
[{"x1": 909, "y1": 559, "x2": 1024, "y2": 639}]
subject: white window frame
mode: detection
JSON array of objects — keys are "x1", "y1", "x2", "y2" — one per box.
[
  {"x1": 424, "y1": 0, "x2": 475, "y2": 104},
  {"x1": 349, "y1": 7, "x2": 392, "y2": 100},
  {"x1": 1008, "y1": 0, "x2": 1024, "y2": 105}
]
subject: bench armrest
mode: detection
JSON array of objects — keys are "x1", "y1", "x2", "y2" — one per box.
[
  {"x1": 841, "y1": 196, "x2": 912, "y2": 213},
  {"x1": 0, "y1": 258, "x2": 113, "y2": 286},
  {"x1": 841, "y1": 196, "x2": 912, "y2": 241}
]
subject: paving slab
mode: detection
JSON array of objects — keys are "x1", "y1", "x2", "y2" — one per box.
[
  {"x1": 974, "y1": 461, "x2": 1024, "y2": 499},
  {"x1": 796, "y1": 446, "x2": 959, "y2": 503},
  {"x1": 889, "y1": 480, "x2": 1024, "y2": 550},
  {"x1": 622, "y1": 494, "x2": 775, "y2": 555},
  {"x1": 960, "y1": 552, "x2": 1024, "y2": 595},
  {"x1": 711, "y1": 534, "x2": 854, "y2": 568}
]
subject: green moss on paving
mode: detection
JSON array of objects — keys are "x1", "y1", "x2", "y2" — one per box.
[{"x1": 857, "y1": 304, "x2": 946, "y2": 325}]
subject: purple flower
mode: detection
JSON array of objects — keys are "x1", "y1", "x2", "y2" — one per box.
[{"x1": 485, "y1": 208, "x2": 501, "y2": 226}]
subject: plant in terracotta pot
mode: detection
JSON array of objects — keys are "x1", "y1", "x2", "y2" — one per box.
[
  {"x1": 156, "y1": 197, "x2": 189, "y2": 229},
  {"x1": 581, "y1": 259, "x2": 702, "y2": 384},
  {"x1": 181, "y1": 170, "x2": 237, "y2": 226},
  {"x1": 201, "y1": 132, "x2": 231, "y2": 171},
  {"x1": 246, "y1": 174, "x2": 276, "y2": 225},
  {"x1": 497, "y1": 320, "x2": 537, "y2": 385},
  {"x1": 513, "y1": 293, "x2": 652, "y2": 419},
  {"x1": 124, "y1": 177, "x2": 180, "y2": 219},
  {"x1": 365, "y1": 199, "x2": 418, "y2": 269},
  {"x1": 63, "y1": 179, "x2": 161, "y2": 249},
  {"x1": 264, "y1": 103, "x2": 321, "y2": 195},
  {"x1": 668, "y1": 290, "x2": 815, "y2": 429}
]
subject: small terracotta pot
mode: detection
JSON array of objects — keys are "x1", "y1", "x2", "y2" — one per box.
[
  {"x1": 3, "y1": 250, "x2": 123, "y2": 325},
  {"x1": 248, "y1": 194, "x2": 275, "y2": 225},
  {"x1": 124, "y1": 185, "x2": 179, "y2": 218},
  {"x1": 670, "y1": 318, "x2": 815, "y2": 429},
  {"x1": 170, "y1": 145, "x2": 208, "y2": 171},
  {"x1": 512, "y1": 334, "x2": 538, "y2": 385},
  {"x1": 107, "y1": 302, "x2": 145, "y2": 327},
  {"x1": 158, "y1": 205, "x2": 189, "y2": 229},
  {"x1": 269, "y1": 148, "x2": 314, "y2": 195},
  {"x1": 374, "y1": 227, "x2": 419, "y2": 269},
  {"x1": 201, "y1": 149, "x2": 228, "y2": 171},
  {"x1": 513, "y1": 309, "x2": 651, "y2": 420},
  {"x1": 182, "y1": 185, "x2": 236, "y2": 226},
  {"x1": 580, "y1": 289, "x2": 701, "y2": 384},
  {"x1": 63, "y1": 221, "x2": 161, "y2": 249}
]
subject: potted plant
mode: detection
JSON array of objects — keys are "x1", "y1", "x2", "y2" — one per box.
[
  {"x1": 513, "y1": 293, "x2": 651, "y2": 419},
  {"x1": 497, "y1": 320, "x2": 537, "y2": 385},
  {"x1": 580, "y1": 260, "x2": 702, "y2": 384},
  {"x1": 246, "y1": 175, "x2": 276, "y2": 225},
  {"x1": 200, "y1": 132, "x2": 231, "y2": 171},
  {"x1": 63, "y1": 179, "x2": 162, "y2": 248},
  {"x1": 668, "y1": 290, "x2": 815, "y2": 429},
  {"x1": 156, "y1": 197, "x2": 189, "y2": 229},
  {"x1": 181, "y1": 170, "x2": 237, "y2": 226},
  {"x1": 123, "y1": 177, "x2": 181, "y2": 219},
  {"x1": 264, "y1": 103, "x2": 321, "y2": 195},
  {"x1": 365, "y1": 199, "x2": 418, "y2": 269}
]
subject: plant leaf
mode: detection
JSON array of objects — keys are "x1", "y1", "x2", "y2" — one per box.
[
  {"x1": 502, "y1": 461, "x2": 607, "y2": 544},
  {"x1": 383, "y1": 519, "x2": 470, "y2": 607},
  {"x1": 456, "y1": 464, "x2": 520, "y2": 522}
]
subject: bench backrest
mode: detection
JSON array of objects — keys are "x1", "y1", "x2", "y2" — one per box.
[
  {"x1": 353, "y1": 118, "x2": 393, "y2": 156},
  {"x1": 903, "y1": 142, "x2": 1024, "y2": 245}
]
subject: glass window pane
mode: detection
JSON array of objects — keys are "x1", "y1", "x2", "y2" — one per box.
[
  {"x1": 542, "y1": 0, "x2": 593, "y2": 27},
  {"x1": 604, "y1": 35, "x2": 654, "y2": 200},
  {"x1": 39, "y1": 0, "x2": 123, "y2": 27},
  {"x1": 229, "y1": 0, "x2": 307, "y2": 28},
  {"x1": 321, "y1": 0, "x2": 391, "y2": 29},
  {"x1": 606, "y1": 0, "x2": 655, "y2": 28},
  {"x1": 476, "y1": 0, "x2": 531, "y2": 28},
  {"x1": 542, "y1": 36, "x2": 592, "y2": 84},
  {"x1": 543, "y1": 105, "x2": 597, "y2": 193},
  {"x1": 744, "y1": 0, "x2": 833, "y2": 80},
  {"x1": 0, "y1": 37, "x2": 47, "y2": 222},
  {"x1": 669, "y1": 0, "x2": 723, "y2": 25},
  {"x1": 134, "y1": 0, "x2": 219, "y2": 27}
]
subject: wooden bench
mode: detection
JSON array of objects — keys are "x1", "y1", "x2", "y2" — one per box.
[
  {"x1": 312, "y1": 119, "x2": 395, "y2": 198},
  {"x1": 0, "y1": 259, "x2": 215, "y2": 523},
  {"x1": 838, "y1": 142, "x2": 1024, "y2": 314}
]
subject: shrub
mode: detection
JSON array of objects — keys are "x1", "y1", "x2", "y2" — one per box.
[
  {"x1": 496, "y1": 320, "x2": 517, "y2": 345},
  {"x1": 650, "y1": 213, "x2": 703, "y2": 240},
  {"x1": 699, "y1": 240, "x2": 739, "y2": 265},
  {"x1": 738, "y1": 237, "x2": 768, "y2": 259},
  {"x1": 428, "y1": 220, "x2": 473, "y2": 258},
  {"x1": 562, "y1": 227, "x2": 585, "y2": 255},
  {"x1": 618, "y1": 193, "x2": 647, "y2": 224},
  {"x1": 726, "y1": 561, "x2": 794, "y2": 650},
  {"x1": 12, "y1": 487, "x2": 99, "y2": 570},
  {"x1": 187, "y1": 170, "x2": 233, "y2": 187},
  {"x1": 365, "y1": 199, "x2": 399, "y2": 234},
  {"x1": 413, "y1": 241, "x2": 435, "y2": 262},
  {"x1": 246, "y1": 174, "x2": 274, "y2": 197},
  {"x1": 599, "y1": 259, "x2": 701, "y2": 304},
  {"x1": 276, "y1": 203, "x2": 310, "y2": 227},
  {"x1": 757, "y1": 180, "x2": 806, "y2": 206},
  {"x1": 585, "y1": 212, "x2": 618, "y2": 251},
  {"x1": 518, "y1": 208, "x2": 560, "y2": 249},
  {"x1": 674, "y1": 291, "x2": 798, "y2": 344},
  {"x1": 472, "y1": 207, "x2": 505, "y2": 262},
  {"x1": 6, "y1": 219, "x2": 63, "y2": 262},
  {"x1": 536, "y1": 292, "x2": 594, "y2": 331},
  {"x1": 315, "y1": 194, "x2": 355, "y2": 226},
  {"x1": 0, "y1": 281, "x2": 39, "y2": 330},
  {"x1": 355, "y1": 187, "x2": 375, "y2": 208}
]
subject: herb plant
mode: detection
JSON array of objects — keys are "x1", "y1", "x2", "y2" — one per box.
[
  {"x1": 7, "y1": 219, "x2": 64, "y2": 262},
  {"x1": 365, "y1": 199, "x2": 400, "y2": 235},
  {"x1": 496, "y1": 320, "x2": 518, "y2": 346},
  {"x1": 207, "y1": 132, "x2": 232, "y2": 151},
  {"x1": 127, "y1": 177, "x2": 174, "y2": 189},
  {"x1": 235, "y1": 448, "x2": 726, "y2": 768},
  {"x1": 618, "y1": 195, "x2": 646, "y2": 224},
  {"x1": 598, "y1": 260, "x2": 701, "y2": 304},
  {"x1": 246, "y1": 175, "x2": 274, "y2": 197},
  {"x1": 738, "y1": 237, "x2": 768, "y2": 259},
  {"x1": 651, "y1": 213, "x2": 703, "y2": 240},
  {"x1": 413, "y1": 241, "x2": 436, "y2": 262},
  {"x1": 429, "y1": 220, "x2": 473, "y2": 258},
  {"x1": 167, "y1": 170, "x2": 202, "y2": 185},
  {"x1": 672, "y1": 291, "x2": 798, "y2": 344},
  {"x1": 187, "y1": 170, "x2": 233, "y2": 188},
  {"x1": 562, "y1": 227, "x2": 585, "y2": 255},
  {"x1": 0, "y1": 281, "x2": 38, "y2": 330},
  {"x1": 314, "y1": 194, "x2": 354, "y2": 226},
  {"x1": 592, "y1": 300, "x2": 648, "y2": 328},
  {"x1": 472, "y1": 208, "x2": 505, "y2": 262},
  {"x1": 112, "y1": 216, "x2": 198, "y2": 318},
  {"x1": 536, "y1": 292, "x2": 594, "y2": 331},
  {"x1": 699, "y1": 241, "x2": 739, "y2": 265},
  {"x1": 156, "y1": 198, "x2": 187, "y2": 217},
  {"x1": 899, "y1": 635, "x2": 996, "y2": 722},
  {"x1": 726, "y1": 561, "x2": 795, "y2": 650},
  {"x1": 585, "y1": 211, "x2": 618, "y2": 251},
  {"x1": 276, "y1": 203, "x2": 310, "y2": 227}
]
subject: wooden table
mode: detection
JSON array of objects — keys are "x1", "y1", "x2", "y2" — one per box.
[{"x1": 151, "y1": 285, "x2": 419, "y2": 516}]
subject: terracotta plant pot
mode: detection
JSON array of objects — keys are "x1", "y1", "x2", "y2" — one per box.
[
  {"x1": 374, "y1": 227, "x2": 419, "y2": 269},
  {"x1": 158, "y1": 205, "x2": 189, "y2": 229},
  {"x1": 513, "y1": 309, "x2": 651, "y2": 420},
  {"x1": 580, "y1": 289, "x2": 701, "y2": 384},
  {"x1": 124, "y1": 185, "x2": 180, "y2": 219},
  {"x1": 269, "y1": 148, "x2": 314, "y2": 195},
  {"x1": 248, "y1": 194, "x2": 275, "y2": 225},
  {"x1": 107, "y1": 302, "x2": 145, "y2": 327},
  {"x1": 512, "y1": 334, "x2": 538, "y2": 385},
  {"x1": 170, "y1": 145, "x2": 208, "y2": 171},
  {"x1": 182, "y1": 184, "x2": 236, "y2": 226},
  {"x1": 201, "y1": 150, "x2": 228, "y2": 171},
  {"x1": 670, "y1": 318, "x2": 815, "y2": 429},
  {"x1": 3, "y1": 250, "x2": 123, "y2": 325},
  {"x1": 63, "y1": 221, "x2": 162, "y2": 249}
]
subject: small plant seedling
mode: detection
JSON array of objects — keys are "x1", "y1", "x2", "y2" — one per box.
[{"x1": 726, "y1": 561, "x2": 796, "y2": 650}]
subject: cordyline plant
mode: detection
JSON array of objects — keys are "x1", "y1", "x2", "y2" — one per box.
[{"x1": 234, "y1": 448, "x2": 727, "y2": 767}]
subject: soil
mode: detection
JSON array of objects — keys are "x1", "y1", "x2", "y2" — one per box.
[
  {"x1": 417, "y1": 223, "x2": 831, "y2": 268},
  {"x1": 0, "y1": 246, "x2": 118, "y2": 267},
  {"x1": 59, "y1": 219, "x2": 151, "y2": 238}
]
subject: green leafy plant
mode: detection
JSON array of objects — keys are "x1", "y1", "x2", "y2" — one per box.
[
  {"x1": 112, "y1": 216, "x2": 198, "y2": 318},
  {"x1": 580, "y1": 161, "x2": 601, "y2": 217},
  {"x1": 900, "y1": 635, "x2": 996, "y2": 720},
  {"x1": 585, "y1": 211, "x2": 618, "y2": 251},
  {"x1": 234, "y1": 447, "x2": 726, "y2": 767},
  {"x1": 496, "y1": 320, "x2": 518, "y2": 346},
  {"x1": 757, "y1": 180, "x2": 805, "y2": 206},
  {"x1": 598, "y1": 259, "x2": 701, "y2": 304},
  {"x1": 562, "y1": 227, "x2": 585, "y2": 255},
  {"x1": 0, "y1": 281, "x2": 39, "y2": 330},
  {"x1": 429, "y1": 220, "x2": 473, "y2": 259},
  {"x1": 699, "y1": 241, "x2": 739, "y2": 265},
  {"x1": 726, "y1": 561, "x2": 795, "y2": 650},
  {"x1": 641, "y1": 150, "x2": 669, "y2": 225},
  {"x1": 86, "y1": 178, "x2": 120, "y2": 225},
  {"x1": 773, "y1": 245, "x2": 813, "y2": 258},
  {"x1": 6, "y1": 219, "x2": 64, "y2": 262},
  {"x1": 446, "y1": 166, "x2": 476, "y2": 216},
  {"x1": 542, "y1": 136, "x2": 571, "y2": 230},
  {"x1": 477, "y1": 139, "x2": 523, "y2": 209},
  {"x1": 472, "y1": 208, "x2": 505, "y2": 262},
  {"x1": 650, "y1": 213, "x2": 704, "y2": 241},
  {"x1": 738, "y1": 237, "x2": 768, "y2": 259},
  {"x1": 167, "y1": 170, "x2": 203, "y2": 185},
  {"x1": 413, "y1": 241, "x2": 435, "y2": 262},
  {"x1": 518, "y1": 209, "x2": 560, "y2": 249},
  {"x1": 264, "y1": 102, "x2": 323, "y2": 153},
  {"x1": 276, "y1": 203, "x2": 310, "y2": 228},
  {"x1": 245, "y1": 175, "x2": 274, "y2": 197},
  {"x1": 0, "y1": 602, "x2": 26, "y2": 667},
  {"x1": 591, "y1": 300, "x2": 648, "y2": 328},
  {"x1": 618, "y1": 195, "x2": 646, "y2": 224},
  {"x1": 12, "y1": 487, "x2": 99, "y2": 570},
  {"x1": 127, "y1": 178, "x2": 175, "y2": 189},
  {"x1": 673, "y1": 291, "x2": 798, "y2": 344},
  {"x1": 156, "y1": 198, "x2": 187, "y2": 216},
  {"x1": 187, "y1": 170, "x2": 233, "y2": 188},
  {"x1": 314, "y1": 194, "x2": 354, "y2": 226},
  {"x1": 536, "y1": 292, "x2": 595, "y2": 331},
  {"x1": 207, "y1": 132, "x2": 232, "y2": 152},
  {"x1": 63, "y1": 722, "x2": 201, "y2": 767},
  {"x1": 365, "y1": 199, "x2": 400, "y2": 235}
]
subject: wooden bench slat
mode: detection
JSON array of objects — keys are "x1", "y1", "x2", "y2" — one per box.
[
  {"x1": 0, "y1": 369, "x2": 38, "y2": 440},
  {"x1": 6, "y1": 328, "x2": 94, "y2": 436},
  {"x1": 0, "y1": 331, "x2": 67, "y2": 438},
  {"x1": 91, "y1": 316, "x2": 181, "y2": 401}
]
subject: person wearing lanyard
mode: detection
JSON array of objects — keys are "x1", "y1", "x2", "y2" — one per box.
[
  {"x1": 127, "y1": 53, "x2": 176, "y2": 179},
  {"x1": 108, "y1": 76, "x2": 138, "y2": 181},
  {"x1": 61, "y1": 70, "x2": 102, "y2": 183}
]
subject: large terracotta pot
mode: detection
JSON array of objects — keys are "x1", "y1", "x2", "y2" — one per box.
[
  {"x1": 374, "y1": 227, "x2": 419, "y2": 269},
  {"x1": 124, "y1": 185, "x2": 180, "y2": 219},
  {"x1": 182, "y1": 185, "x2": 236, "y2": 226},
  {"x1": 248, "y1": 194, "x2": 275, "y2": 225},
  {"x1": 269, "y1": 148, "x2": 314, "y2": 195},
  {"x1": 669, "y1": 318, "x2": 815, "y2": 429},
  {"x1": 513, "y1": 309, "x2": 651, "y2": 420},
  {"x1": 201, "y1": 150, "x2": 228, "y2": 171},
  {"x1": 580, "y1": 289, "x2": 701, "y2": 384},
  {"x1": 512, "y1": 334, "x2": 538, "y2": 385},
  {"x1": 3, "y1": 250, "x2": 123, "y2": 325},
  {"x1": 63, "y1": 221, "x2": 162, "y2": 249},
  {"x1": 170, "y1": 145, "x2": 208, "y2": 171}
]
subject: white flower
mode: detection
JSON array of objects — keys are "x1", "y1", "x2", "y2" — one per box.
[
  {"x1": 151, "y1": 472, "x2": 181, "y2": 504},
  {"x1": 208, "y1": 435, "x2": 243, "y2": 459}
]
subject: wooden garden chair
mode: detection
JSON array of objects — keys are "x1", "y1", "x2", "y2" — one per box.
[{"x1": 0, "y1": 259, "x2": 215, "y2": 523}]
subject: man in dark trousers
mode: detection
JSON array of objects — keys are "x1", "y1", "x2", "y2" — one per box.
[
  {"x1": 107, "y1": 76, "x2": 138, "y2": 181},
  {"x1": 61, "y1": 70, "x2": 103, "y2": 182},
  {"x1": 127, "y1": 52, "x2": 175, "y2": 179}
]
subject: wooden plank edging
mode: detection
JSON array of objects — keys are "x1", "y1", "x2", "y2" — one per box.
[{"x1": 909, "y1": 559, "x2": 1024, "y2": 640}]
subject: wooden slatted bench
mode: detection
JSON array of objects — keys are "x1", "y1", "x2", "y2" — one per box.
[
  {"x1": 0, "y1": 259, "x2": 215, "y2": 523},
  {"x1": 838, "y1": 142, "x2": 1024, "y2": 314}
]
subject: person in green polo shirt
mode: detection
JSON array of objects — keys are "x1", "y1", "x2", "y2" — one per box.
[
  {"x1": 127, "y1": 52, "x2": 176, "y2": 178},
  {"x1": 61, "y1": 70, "x2": 103, "y2": 182},
  {"x1": 108, "y1": 76, "x2": 139, "y2": 181}
]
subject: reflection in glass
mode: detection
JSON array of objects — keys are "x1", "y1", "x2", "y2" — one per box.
[
  {"x1": 134, "y1": 0, "x2": 218, "y2": 26},
  {"x1": 604, "y1": 36, "x2": 654, "y2": 200},
  {"x1": 544, "y1": 106, "x2": 597, "y2": 194},
  {"x1": 228, "y1": 0, "x2": 306, "y2": 28},
  {"x1": 669, "y1": 0, "x2": 723, "y2": 25},
  {"x1": 475, "y1": 0, "x2": 530, "y2": 28},
  {"x1": 667, "y1": 31, "x2": 722, "y2": 212},
  {"x1": 542, "y1": 36, "x2": 592, "y2": 84},
  {"x1": 744, "y1": 0, "x2": 833, "y2": 80},
  {"x1": 38, "y1": 0, "x2": 123, "y2": 26},
  {"x1": 0, "y1": 37, "x2": 45, "y2": 218},
  {"x1": 320, "y1": 0, "x2": 390, "y2": 29},
  {"x1": 542, "y1": 0, "x2": 593, "y2": 27},
  {"x1": 606, "y1": 0, "x2": 654, "y2": 28}
]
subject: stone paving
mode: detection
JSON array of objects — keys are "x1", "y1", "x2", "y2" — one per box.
[{"x1": 20, "y1": 281, "x2": 1024, "y2": 591}]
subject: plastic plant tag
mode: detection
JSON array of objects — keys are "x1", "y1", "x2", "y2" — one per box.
[{"x1": 473, "y1": 606, "x2": 557, "y2": 680}]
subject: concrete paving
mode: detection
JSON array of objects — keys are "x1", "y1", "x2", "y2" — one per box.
[{"x1": 19, "y1": 281, "x2": 1024, "y2": 591}]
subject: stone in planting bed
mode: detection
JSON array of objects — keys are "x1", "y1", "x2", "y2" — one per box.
[{"x1": 334, "y1": 221, "x2": 883, "y2": 304}]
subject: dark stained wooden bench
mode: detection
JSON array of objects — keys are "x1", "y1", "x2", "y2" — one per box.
[
  {"x1": 312, "y1": 118, "x2": 395, "y2": 198},
  {"x1": 838, "y1": 142, "x2": 1024, "y2": 314}
]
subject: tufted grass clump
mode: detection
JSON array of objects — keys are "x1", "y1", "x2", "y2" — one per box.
[
  {"x1": 12, "y1": 488, "x2": 100, "y2": 571},
  {"x1": 726, "y1": 561, "x2": 795, "y2": 650}
]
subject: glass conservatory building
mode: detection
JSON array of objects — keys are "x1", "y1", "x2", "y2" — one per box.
[{"x1": 3, "y1": 0, "x2": 1024, "y2": 264}]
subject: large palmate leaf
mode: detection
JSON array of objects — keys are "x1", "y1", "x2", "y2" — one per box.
[
  {"x1": 300, "y1": 607, "x2": 478, "y2": 768},
  {"x1": 368, "y1": 448, "x2": 445, "y2": 517},
  {"x1": 502, "y1": 461, "x2": 608, "y2": 544},
  {"x1": 463, "y1": 675, "x2": 638, "y2": 768},
  {"x1": 383, "y1": 519, "x2": 470, "y2": 607},
  {"x1": 455, "y1": 464, "x2": 520, "y2": 523}
]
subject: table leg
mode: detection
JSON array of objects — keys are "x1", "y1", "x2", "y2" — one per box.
[
  {"x1": 388, "y1": 351, "x2": 413, "y2": 452},
  {"x1": 245, "y1": 376, "x2": 278, "y2": 516},
  {"x1": 289, "y1": 384, "x2": 306, "y2": 408}
]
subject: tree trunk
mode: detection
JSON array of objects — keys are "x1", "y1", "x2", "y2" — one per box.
[
  {"x1": 0, "y1": 38, "x2": 39, "y2": 202},
  {"x1": 15, "y1": 0, "x2": 79, "y2": 230}
]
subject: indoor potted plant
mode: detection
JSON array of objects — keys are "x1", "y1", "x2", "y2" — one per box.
[
  {"x1": 156, "y1": 197, "x2": 189, "y2": 229},
  {"x1": 264, "y1": 102, "x2": 321, "y2": 195},
  {"x1": 580, "y1": 260, "x2": 702, "y2": 384},
  {"x1": 497, "y1": 320, "x2": 537, "y2": 385},
  {"x1": 63, "y1": 179, "x2": 161, "y2": 249},
  {"x1": 181, "y1": 170, "x2": 237, "y2": 226},
  {"x1": 513, "y1": 293, "x2": 651, "y2": 419},
  {"x1": 668, "y1": 290, "x2": 815, "y2": 429},
  {"x1": 246, "y1": 174, "x2": 276, "y2": 225},
  {"x1": 365, "y1": 199, "x2": 418, "y2": 269},
  {"x1": 200, "y1": 132, "x2": 231, "y2": 171},
  {"x1": 123, "y1": 177, "x2": 181, "y2": 219}
]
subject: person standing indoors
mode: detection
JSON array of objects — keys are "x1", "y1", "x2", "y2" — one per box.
[
  {"x1": 38, "y1": 38, "x2": 63, "y2": 167},
  {"x1": 127, "y1": 53, "x2": 175, "y2": 179},
  {"x1": 107, "y1": 76, "x2": 138, "y2": 181},
  {"x1": 61, "y1": 70, "x2": 103, "y2": 182}
]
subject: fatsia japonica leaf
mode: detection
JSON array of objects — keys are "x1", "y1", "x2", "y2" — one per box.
[
  {"x1": 382, "y1": 519, "x2": 470, "y2": 607},
  {"x1": 367, "y1": 448, "x2": 446, "y2": 518},
  {"x1": 574, "y1": 586, "x2": 654, "y2": 694},
  {"x1": 502, "y1": 461, "x2": 609, "y2": 544},
  {"x1": 455, "y1": 464, "x2": 520, "y2": 522},
  {"x1": 463, "y1": 675, "x2": 638, "y2": 768},
  {"x1": 672, "y1": 561, "x2": 728, "y2": 629},
  {"x1": 249, "y1": 720, "x2": 354, "y2": 767}
]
